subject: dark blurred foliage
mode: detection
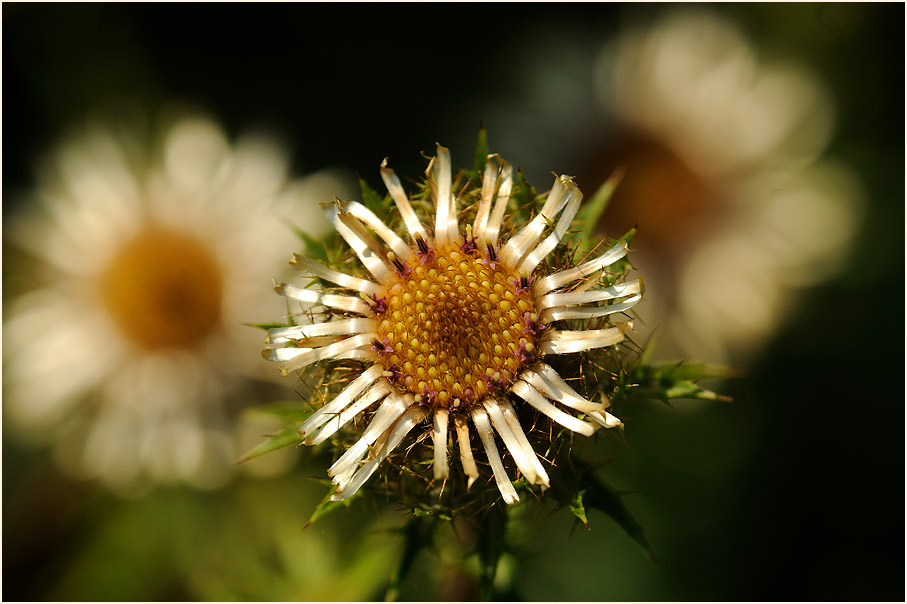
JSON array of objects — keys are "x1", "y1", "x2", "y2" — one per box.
[{"x1": 3, "y1": 3, "x2": 904, "y2": 601}]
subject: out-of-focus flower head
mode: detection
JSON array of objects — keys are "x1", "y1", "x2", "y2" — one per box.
[
  {"x1": 589, "y1": 9, "x2": 864, "y2": 363},
  {"x1": 476, "y1": 9, "x2": 863, "y2": 364},
  {"x1": 3, "y1": 111, "x2": 355, "y2": 494}
]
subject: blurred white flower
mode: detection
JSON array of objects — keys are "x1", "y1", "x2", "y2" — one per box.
[
  {"x1": 3, "y1": 113, "x2": 355, "y2": 493},
  {"x1": 472, "y1": 10, "x2": 863, "y2": 365},
  {"x1": 589, "y1": 10, "x2": 864, "y2": 363}
]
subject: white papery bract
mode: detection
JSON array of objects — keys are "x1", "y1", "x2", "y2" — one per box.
[{"x1": 264, "y1": 146, "x2": 642, "y2": 504}]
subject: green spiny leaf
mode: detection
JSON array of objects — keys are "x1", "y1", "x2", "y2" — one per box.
[
  {"x1": 597, "y1": 227, "x2": 637, "y2": 287},
  {"x1": 648, "y1": 360, "x2": 737, "y2": 383},
  {"x1": 663, "y1": 380, "x2": 730, "y2": 402},
  {"x1": 576, "y1": 169, "x2": 625, "y2": 256},
  {"x1": 291, "y1": 224, "x2": 329, "y2": 262},
  {"x1": 581, "y1": 477, "x2": 655, "y2": 563},
  {"x1": 549, "y1": 457, "x2": 653, "y2": 561},
  {"x1": 510, "y1": 170, "x2": 538, "y2": 220},
  {"x1": 246, "y1": 321, "x2": 290, "y2": 332},
  {"x1": 413, "y1": 507, "x2": 452, "y2": 522},
  {"x1": 617, "y1": 226, "x2": 636, "y2": 246},
  {"x1": 359, "y1": 175, "x2": 387, "y2": 209},
  {"x1": 569, "y1": 488, "x2": 591, "y2": 529},
  {"x1": 385, "y1": 515, "x2": 439, "y2": 602},
  {"x1": 475, "y1": 504, "x2": 509, "y2": 601},
  {"x1": 237, "y1": 424, "x2": 301, "y2": 464},
  {"x1": 242, "y1": 401, "x2": 312, "y2": 423},
  {"x1": 304, "y1": 488, "x2": 353, "y2": 531},
  {"x1": 628, "y1": 360, "x2": 735, "y2": 404}
]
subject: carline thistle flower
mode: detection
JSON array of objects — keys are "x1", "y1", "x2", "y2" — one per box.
[{"x1": 263, "y1": 145, "x2": 643, "y2": 504}]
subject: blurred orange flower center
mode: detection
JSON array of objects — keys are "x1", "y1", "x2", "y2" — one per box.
[
  {"x1": 98, "y1": 227, "x2": 223, "y2": 350},
  {"x1": 592, "y1": 134, "x2": 714, "y2": 262}
]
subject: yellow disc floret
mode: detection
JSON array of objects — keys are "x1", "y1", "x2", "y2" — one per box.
[{"x1": 374, "y1": 242, "x2": 539, "y2": 410}]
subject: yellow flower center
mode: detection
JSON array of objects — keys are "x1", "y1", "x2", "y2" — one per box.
[
  {"x1": 98, "y1": 227, "x2": 223, "y2": 350},
  {"x1": 375, "y1": 244, "x2": 539, "y2": 410}
]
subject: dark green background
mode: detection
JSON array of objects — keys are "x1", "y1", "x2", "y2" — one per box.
[{"x1": 4, "y1": 3, "x2": 904, "y2": 601}]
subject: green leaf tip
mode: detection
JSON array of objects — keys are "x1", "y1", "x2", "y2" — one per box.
[
  {"x1": 550, "y1": 458, "x2": 655, "y2": 562},
  {"x1": 385, "y1": 514, "x2": 440, "y2": 602},
  {"x1": 583, "y1": 478, "x2": 655, "y2": 563},
  {"x1": 304, "y1": 488, "x2": 353, "y2": 531},
  {"x1": 358, "y1": 175, "x2": 388, "y2": 210},
  {"x1": 628, "y1": 360, "x2": 736, "y2": 405},
  {"x1": 569, "y1": 488, "x2": 591, "y2": 529},
  {"x1": 246, "y1": 321, "x2": 289, "y2": 332},
  {"x1": 412, "y1": 507, "x2": 452, "y2": 521},
  {"x1": 241, "y1": 401, "x2": 312, "y2": 423},
  {"x1": 237, "y1": 402, "x2": 313, "y2": 464},
  {"x1": 291, "y1": 223, "x2": 329, "y2": 262},
  {"x1": 576, "y1": 168, "x2": 625, "y2": 255},
  {"x1": 236, "y1": 424, "x2": 301, "y2": 464}
]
